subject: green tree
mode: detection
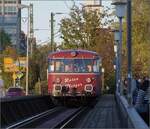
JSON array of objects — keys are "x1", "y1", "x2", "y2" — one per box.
[
  {"x1": 60, "y1": 6, "x2": 113, "y2": 50},
  {"x1": 1, "y1": 47, "x2": 18, "y2": 89},
  {"x1": 132, "y1": 0, "x2": 150, "y2": 77},
  {"x1": 0, "y1": 30, "x2": 12, "y2": 51},
  {"x1": 60, "y1": 6, "x2": 115, "y2": 92},
  {"x1": 122, "y1": 0, "x2": 150, "y2": 78},
  {"x1": 28, "y1": 44, "x2": 51, "y2": 92}
]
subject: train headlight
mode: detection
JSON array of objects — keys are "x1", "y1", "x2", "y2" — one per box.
[
  {"x1": 55, "y1": 77, "x2": 61, "y2": 84},
  {"x1": 84, "y1": 84, "x2": 93, "y2": 92},
  {"x1": 86, "y1": 78, "x2": 92, "y2": 83},
  {"x1": 55, "y1": 85, "x2": 62, "y2": 91}
]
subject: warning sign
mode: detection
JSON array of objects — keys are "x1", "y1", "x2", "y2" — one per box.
[
  {"x1": 4, "y1": 57, "x2": 26, "y2": 73},
  {"x1": 17, "y1": 72, "x2": 24, "y2": 79}
]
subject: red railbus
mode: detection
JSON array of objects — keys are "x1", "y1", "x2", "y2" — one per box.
[{"x1": 48, "y1": 50, "x2": 101, "y2": 101}]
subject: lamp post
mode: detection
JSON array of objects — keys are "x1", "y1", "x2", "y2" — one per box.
[
  {"x1": 112, "y1": 29, "x2": 120, "y2": 93},
  {"x1": 112, "y1": 0, "x2": 127, "y2": 95},
  {"x1": 113, "y1": 63, "x2": 117, "y2": 92},
  {"x1": 114, "y1": 44, "x2": 117, "y2": 91},
  {"x1": 18, "y1": 4, "x2": 30, "y2": 95},
  {"x1": 127, "y1": 0, "x2": 132, "y2": 105}
]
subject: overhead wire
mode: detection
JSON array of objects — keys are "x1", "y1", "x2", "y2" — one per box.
[{"x1": 64, "y1": 0, "x2": 76, "y2": 9}]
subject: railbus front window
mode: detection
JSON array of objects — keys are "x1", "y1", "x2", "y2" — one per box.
[
  {"x1": 48, "y1": 59, "x2": 100, "y2": 73},
  {"x1": 64, "y1": 59, "x2": 74, "y2": 73},
  {"x1": 55, "y1": 60, "x2": 64, "y2": 72}
]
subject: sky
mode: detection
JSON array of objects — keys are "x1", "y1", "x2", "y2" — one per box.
[{"x1": 21, "y1": 0, "x2": 112, "y2": 45}]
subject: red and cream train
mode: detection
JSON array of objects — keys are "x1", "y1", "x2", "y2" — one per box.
[{"x1": 47, "y1": 50, "x2": 102, "y2": 100}]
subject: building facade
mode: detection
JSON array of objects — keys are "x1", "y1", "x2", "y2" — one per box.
[
  {"x1": 0, "y1": 0, "x2": 21, "y2": 52},
  {"x1": 84, "y1": 0, "x2": 102, "y2": 11}
]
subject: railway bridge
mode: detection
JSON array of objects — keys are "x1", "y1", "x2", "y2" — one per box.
[{"x1": 1, "y1": 93, "x2": 149, "y2": 129}]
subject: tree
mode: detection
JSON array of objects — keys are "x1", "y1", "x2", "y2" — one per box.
[
  {"x1": 122, "y1": 0, "x2": 150, "y2": 78},
  {"x1": 28, "y1": 44, "x2": 51, "y2": 92},
  {"x1": 60, "y1": 5, "x2": 115, "y2": 92},
  {"x1": 0, "y1": 30, "x2": 12, "y2": 51},
  {"x1": 132, "y1": 0, "x2": 150, "y2": 77},
  {"x1": 1, "y1": 47, "x2": 18, "y2": 89},
  {"x1": 60, "y1": 6, "x2": 112, "y2": 49}
]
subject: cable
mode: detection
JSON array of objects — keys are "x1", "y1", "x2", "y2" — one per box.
[
  {"x1": 64, "y1": 0, "x2": 75, "y2": 9},
  {"x1": 64, "y1": 0, "x2": 72, "y2": 9}
]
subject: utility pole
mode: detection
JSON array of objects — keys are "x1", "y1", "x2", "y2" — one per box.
[
  {"x1": 16, "y1": 0, "x2": 21, "y2": 54},
  {"x1": 0, "y1": 0, "x2": 4, "y2": 54},
  {"x1": 127, "y1": 0, "x2": 132, "y2": 105},
  {"x1": 29, "y1": 4, "x2": 34, "y2": 56},
  {"x1": 50, "y1": 12, "x2": 54, "y2": 52},
  {"x1": 119, "y1": 17, "x2": 123, "y2": 95},
  {"x1": 26, "y1": 7, "x2": 30, "y2": 96}
]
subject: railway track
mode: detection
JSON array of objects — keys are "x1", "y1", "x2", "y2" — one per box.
[
  {"x1": 52, "y1": 107, "x2": 88, "y2": 129},
  {"x1": 6, "y1": 106, "x2": 89, "y2": 129},
  {"x1": 6, "y1": 107, "x2": 63, "y2": 129}
]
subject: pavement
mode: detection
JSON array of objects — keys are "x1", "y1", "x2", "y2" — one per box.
[{"x1": 75, "y1": 94, "x2": 122, "y2": 128}]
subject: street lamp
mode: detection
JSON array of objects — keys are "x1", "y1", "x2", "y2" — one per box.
[
  {"x1": 18, "y1": 4, "x2": 30, "y2": 95},
  {"x1": 127, "y1": 0, "x2": 132, "y2": 106},
  {"x1": 112, "y1": 29, "x2": 120, "y2": 93},
  {"x1": 112, "y1": 1, "x2": 126, "y2": 18},
  {"x1": 113, "y1": 29, "x2": 120, "y2": 42},
  {"x1": 112, "y1": 0, "x2": 127, "y2": 95}
]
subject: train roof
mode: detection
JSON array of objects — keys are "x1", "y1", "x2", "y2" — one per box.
[{"x1": 48, "y1": 50, "x2": 100, "y2": 59}]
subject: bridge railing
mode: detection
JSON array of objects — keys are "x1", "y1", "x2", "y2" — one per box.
[{"x1": 115, "y1": 92, "x2": 149, "y2": 129}]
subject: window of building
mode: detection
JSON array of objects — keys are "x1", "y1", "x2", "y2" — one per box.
[
  {"x1": 5, "y1": 0, "x2": 16, "y2": 4},
  {"x1": 4, "y1": 6, "x2": 17, "y2": 15},
  {"x1": 4, "y1": 16, "x2": 17, "y2": 23},
  {"x1": 4, "y1": 27, "x2": 17, "y2": 34}
]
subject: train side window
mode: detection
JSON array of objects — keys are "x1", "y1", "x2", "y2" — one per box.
[
  {"x1": 93, "y1": 60, "x2": 99, "y2": 72},
  {"x1": 93, "y1": 65, "x2": 97, "y2": 72}
]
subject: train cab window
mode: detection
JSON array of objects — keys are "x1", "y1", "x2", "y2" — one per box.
[
  {"x1": 64, "y1": 59, "x2": 74, "y2": 72},
  {"x1": 55, "y1": 60, "x2": 64, "y2": 72},
  {"x1": 65, "y1": 64, "x2": 73, "y2": 72},
  {"x1": 87, "y1": 65, "x2": 92, "y2": 72},
  {"x1": 48, "y1": 59, "x2": 100, "y2": 73}
]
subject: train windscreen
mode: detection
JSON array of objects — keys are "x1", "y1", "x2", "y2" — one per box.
[{"x1": 48, "y1": 59, "x2": 100, "y2": 73}]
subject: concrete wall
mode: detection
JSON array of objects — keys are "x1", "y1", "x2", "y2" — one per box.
[{"x1": 1, "y1": 95, "x2": 53, "y2": 128}]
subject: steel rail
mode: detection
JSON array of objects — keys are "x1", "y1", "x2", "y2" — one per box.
[
  {"x1": 51, "y1": 107, "x2": 88, "y2": 129},
  {"x1": 6, "y1": 107, "x2": 61, "y2": 129},
  {"x1": 59, "y1": 107, "x2": 87, "y2": 129}
]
